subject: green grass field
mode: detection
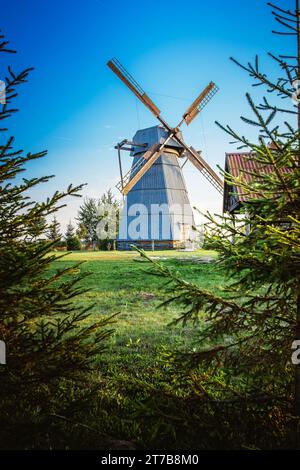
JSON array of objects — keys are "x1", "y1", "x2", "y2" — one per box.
[
  {"x1": 48, "y1": 249, "x2": 227, "y2": 448},
  {"x1": 49, "y1": 249, "x2": 221, "y2": 356}
]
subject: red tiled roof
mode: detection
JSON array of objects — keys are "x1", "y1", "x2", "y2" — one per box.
[{"x1": 225, "y1": 152, "x2": 292, "y2": 203}]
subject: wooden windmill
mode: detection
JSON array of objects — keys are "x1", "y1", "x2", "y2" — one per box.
[{"x1": 107, "y1": 57, "x2": 223, "y2": 250}]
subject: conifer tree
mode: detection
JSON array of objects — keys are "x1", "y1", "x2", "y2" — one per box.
[
  {"x1": 47, "y1": 215, "x2": 62, "y2": 242},
  {"x1": 0, "y1": 33, "x2": 115, "y2": 448},
  {"x1": 138, "y1": 0, "x2": 300, "y2": 447},
  {"x1": 27, "y1": 214, "x2": 47, "y2": 241},
  {"x1": 65, "y1": 221, "x2": 81, "y2": 251},
  {"x1": 77, "y1": 197, "x2": 100, "y2": 249},
  {"x1": 65, "y1": 220, "x2": 75, "y2": 238},
  {"x1": 77, "y1": 191, "x2": 120, "y2": 250},
  {"x1": 76, "y1": 221, "x2": 88, "y2": 243}
]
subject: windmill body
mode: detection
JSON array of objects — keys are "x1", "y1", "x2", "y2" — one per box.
[
  {"x1": 118, "y1": 125, "x2": 194, "y2": 250},
  {"x1": 107, "y1": 58, "x2": 223, "y2": 250}
]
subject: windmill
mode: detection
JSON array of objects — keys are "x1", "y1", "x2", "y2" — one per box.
[{"x1": 107, "y1": 57, "x2": 223, "y2": 250}]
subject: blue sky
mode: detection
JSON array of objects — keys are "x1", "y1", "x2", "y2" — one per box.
[{"x1": 1, "y1": 0, "x2": 295, "y2": 229}]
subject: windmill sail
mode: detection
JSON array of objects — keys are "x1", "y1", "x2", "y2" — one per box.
[
  {"x1": 108, "y1": 57, "x2": 223, "y2": 196},
  {"x1": 116, "y1": 143, "x2": 161, "y2": 195},
  {"x1": 186, "y1": 146, "x2": 223, "y2": 193},
  {"x1": 116, "y1": 129, "x2": 179, "y2": 195},
  {"x1": 107, "y1": 58, "x2": 161, "y2": 117},
  {"x1": 168, "y1": 126, "x2": 223, "y2": 193},
  {"x1": 183, "y1": 82, "x2": 219, "y2": 126}
]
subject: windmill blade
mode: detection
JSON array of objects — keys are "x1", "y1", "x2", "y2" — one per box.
[
  {"x1": 183, "y1": 82, "x2": 219, "y2": 126},
  {"x1": 120, "y1": 146, "x2": 163, "y2": 195},
  {"x1": 107, "y1": 58, "x2": 161, "y2": 117},
  {"x1": 116, "y1": 131, "x2": 177, "y2": 195},
  {"x1": 173, "y1": 132, "x2": 223, "y2": 193},
  {"x1": 187, "y1": 146, "x2": 223, "y2": 193},
  {"x1": 116, "y1": 143, "x2": 160, "y2": 195}
]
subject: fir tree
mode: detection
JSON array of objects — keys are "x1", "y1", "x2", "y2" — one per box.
[
  {"x1": 98, "y1": 190, "x2": 120, "y2": 250},
  {"x1": 77, "y1": 197, "x2": 100, "y2": 249},
  {"x1": 27, "y1": 215, "x2": 47, "y2": 241},
  {"x1": 0, "y1": 33, "x2": 115, "y2": 448},
  {"x1": 137, "y1": 0, "x2": 300, "y2": 448},
  {"x1": 47, "y1": 215, "x2": 62, "y2": 241},
  {"x1": 65, "y1": 220, "x2": 75, "y2": 238},
  {"x1": 65, "y1": 221, "x2": 81, "y2": 251},
  {"x1": 77, "y1": 191, "x2": 120, "y2": 250},
  {"x1": 76, "y1": 221, "x2": 88, "y2": 243}
]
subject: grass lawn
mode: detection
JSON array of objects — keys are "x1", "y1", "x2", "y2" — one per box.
[
  {"x1": 49, "y1": 248, "x2": 221, "y2": 355},
  {"x1": 48, "y1": 248, "x2": 228, "y2": 448}
]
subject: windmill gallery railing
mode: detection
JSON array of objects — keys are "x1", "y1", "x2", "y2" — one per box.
[{"x1": 115, "y1": 144, "x2": 160, "y2": 194}]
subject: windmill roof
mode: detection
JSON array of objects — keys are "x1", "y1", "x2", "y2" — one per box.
[
  {"x1": 131, "y1": 125, "x2": 183, "y2": 156},
  {"x1": 224, "y1": 152, "x2": 293, "y2": 212}
]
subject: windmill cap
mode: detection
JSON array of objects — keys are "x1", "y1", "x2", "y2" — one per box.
[{"x1": 131, "y1": 125, "x2": 183, "y2": 156}]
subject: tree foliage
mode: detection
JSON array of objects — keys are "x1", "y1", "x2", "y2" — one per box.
[
  {"x1": 137, "y1": 1, "x2": 300, "y2": 448},
  {"x1": 77, "y1": 190, "x2": 120, "y2": 250},
  {"x1": 77, "y1": 197, "x2": 101, "y2": 249},
  {"x1": 65, "y1": 221, "x2": 81, "y2": 251},
  {"x1": 0, "y1": 32, "x2": 115, "y2": 448},
  {"x1": 47, "y1": 215, "x2": 62, "y2": 246}
]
